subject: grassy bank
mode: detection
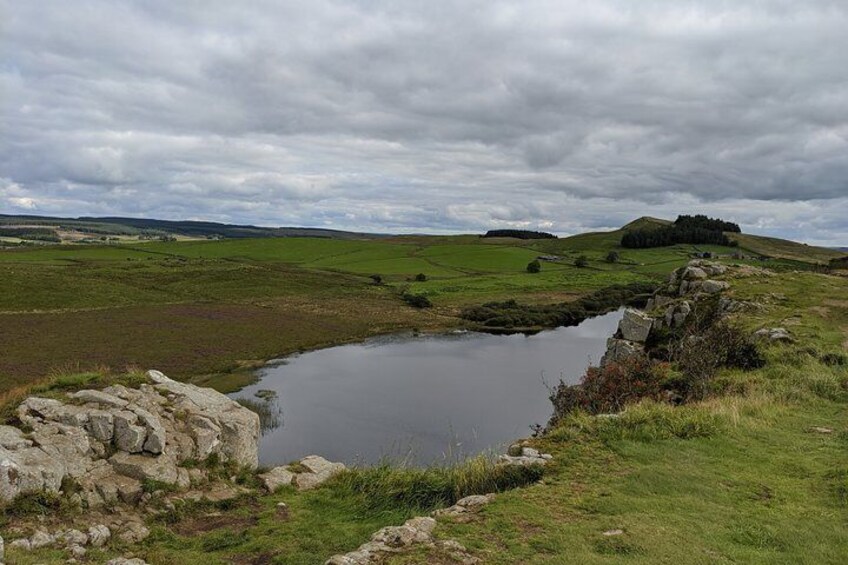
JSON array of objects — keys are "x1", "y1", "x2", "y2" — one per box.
[{"x1": 386, "y1": 269, "x2": 848, "y2": 564}]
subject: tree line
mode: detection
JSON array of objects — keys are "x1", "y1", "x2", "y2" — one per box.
[
  {"x1": 621, "y1": 215, "x2": 740, "y2": 249},
  {"x1": 482, "y1": 229, "x2": 556, "y2": 240}
]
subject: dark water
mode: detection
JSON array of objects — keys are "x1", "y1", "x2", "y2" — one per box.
[{"x1": 233, "y1": 309, "x2": 621, "y2": 466}]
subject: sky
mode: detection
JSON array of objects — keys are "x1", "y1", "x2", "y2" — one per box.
[{"x1": 1, "y1": 1, "x2": 847, "y2": 245}]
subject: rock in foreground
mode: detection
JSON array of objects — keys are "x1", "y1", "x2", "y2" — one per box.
[{"x1": 0, "y1": 370, "x2": 260, "y2": 506}]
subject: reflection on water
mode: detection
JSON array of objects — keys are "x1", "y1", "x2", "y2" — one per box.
[
  {"x1": 232, "y1": 309, "x2": 622, "y2": 466},
  {"x1": 236, "y1": 394, "x2": 283, "y2": 434}
]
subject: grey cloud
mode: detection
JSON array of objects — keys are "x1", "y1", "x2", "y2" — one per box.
[{"x1": 1, "y1": 0, "x2": 847, "y2": 244}]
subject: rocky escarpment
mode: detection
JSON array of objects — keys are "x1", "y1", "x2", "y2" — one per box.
[
  {"x1": 0, "y1": 370, "x2": 260, "y2": 507},
  {"x1": 601, "y1": 259, "x2": 736, "y2": 365},
  {"x1": 600, "y1": 259, "x2": 785, "y2": 367}
]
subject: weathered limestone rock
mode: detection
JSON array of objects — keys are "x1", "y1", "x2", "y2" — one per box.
[
  {"x1": 71, "y1": 389, "x2": 128, "y2": 409},
  {"x1": 117, "y1": 522, "x2": 150, "y2": 544},
  {"x1": 645, "y1": 294, "x2": 673, "y2": 312},
  {"x1": 664, "y1": 301, "x2": 692, "y2": 328},
  {"x1": 110, "y1": 452, "x2": 179, "y2": 484},
  {"x1": 294, "y1": 455, "x2": 347, "y2": 491},
  {"x1": 113, "y1": 411, "x2": 146, "y2": 453},
  {"x1": 259, "y1": 466, "x2": 295, "y2": 492},
  {"x1": 106, "y1": 558, "x2": 149, "y2": 565},
  {"x1": 435, "y1": 493, "x2": 496, "y2": 517},
  {"x1": 371, "y1": 516, "x2": 436, "y2": 548},
  {"x1": 187, "y1": 415, "x2": 221, "y2": 459},
  {"x1": 681, "y1": 266, "x2": 708, "y2": 281},
  {"x1": 690, "y1": 259, "x2": 727, "y2": 276},
  {"x1": 58, "y1": 529, "x2": 88, "y2": 547},
  {"x1": 0, "y1": 425, "x2": 32, "y2": 450},
  {"x1": 600, "y1": 337, "x2": 642, "y2": 367},
  {"x1": 9, "y1": 538, "x2": 30, "y2": 552},
  {"x1": 87, "y1": 410, "x2": 115, "y2": 442},
  {"x1": 618, "y1": 308, "x2": 653, "y2": 343},
  {"x1": 754, "y1": 327, "x2": 793, "y2": 343},
  {"x1": 701, "y1": 280, "x2": 730, "y2": 294},
  {"x1": 70, "y1": 544, "x2": 87, "y2": 559},
  {"x1": 0, "y1": 369, "x2": 260, "y2": 506},
  {"x1": 130, "y1": 406, "x2": 166, "y2": 454},
  {"x1": 0, "y1": 535, "x2": 4, "y2": 564},
  {"x1": 326, "y1": 515, "x2": 477, "y2": 565},
  {"x1": 29, "y1": 530, "x2": 54, "y2": 550},
  {"x1": 147, "y1": 370, "x2": 260, "y2": 467},
  {"x1": 88, "y1": 525, "x2": 111, "y2": 547}
]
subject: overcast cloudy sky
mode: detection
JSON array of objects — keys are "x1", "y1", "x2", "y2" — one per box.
[{"x1": 2, "y1": 1, "x2": 847, "y2": 244}]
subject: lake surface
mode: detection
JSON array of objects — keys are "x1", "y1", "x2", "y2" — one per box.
[{"x1": 233, "y1": 309, "x2": 622, "y2": 466}]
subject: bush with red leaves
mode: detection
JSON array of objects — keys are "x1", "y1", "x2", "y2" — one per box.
[{"x1": 549, "y1": 355, "x2": 673, "y2": 425}]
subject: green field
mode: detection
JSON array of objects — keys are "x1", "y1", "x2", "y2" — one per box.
[{"x1": 1, "y1": 219, "x2": 839, "y2": 390}]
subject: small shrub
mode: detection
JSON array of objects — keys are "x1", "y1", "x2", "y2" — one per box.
[
  {"x1": 369, "y1": 274, "x2": 383, "y2": 285},
  {"x1": 2, "y1": 490, "x2": 63, "y2": 518},
  {"x1": 142, "y1": 478, "x2": 179, "y2": 494},
  {"x1": 574, "y1": 255, "x2": 589, "y2": 268},
  {"x1": 402, "y1": 293, "x2": 433, "y2": 308},
  {"x1": 526, "y1": 260, "x2": 541, "y2": 273},
  {"x1": 548, "y1": 355, "x2": 673, "y2": 424},
  {"x1": 605, "y1": 251, "x2": 620, "y2": 263},
  {"x1": 672, "y1": 319, "x2": 764, "y2": 400},
  {"x1": 414, "y1": 273, "x2": 427, "y2": 282}
]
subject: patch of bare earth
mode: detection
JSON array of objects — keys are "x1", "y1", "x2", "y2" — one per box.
[
  {"x1": 228, "y1": 553, "x2": 276, "y2": 565},
  {"x1": 172, "y1": 512, "x2": 258, "y2": 536}
]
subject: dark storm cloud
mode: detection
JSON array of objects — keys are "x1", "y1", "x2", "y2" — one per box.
[{"x1": 1, "y1": 0, "x2": 847, "y2": 243}]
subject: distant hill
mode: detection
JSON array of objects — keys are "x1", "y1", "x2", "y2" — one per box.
[
  {"x1": 728, "y1": 233, "x2": 843, "y2": 264},
  {"x1": 0, "y1": 214, "x2": 388, "y2": 241},
  {"x1": 549, "y1": 216, "x2": 841, "y2": 265},
  {"x1": 621, "y1": 217, "x2": 673, "y2": 231}
]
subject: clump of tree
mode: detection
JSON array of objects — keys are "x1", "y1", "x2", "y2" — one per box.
[
  {"x1": 483, "y1": 229, "x2": 557, "y2": 240},
  {"x1": 414, "y1": 273, "x2": 427, "y2": 282},
  {"x1": 526, "y1": 260, "x2": 541, "y2": 273},
  {"x1": 674, "y1": 214, "x2": 740, "y2": 233},
  {"x1": 621, "y1": 215, "x2": 740, "y2": 249},
  {"x1": 0, "y1": 227, "x2": 61, "y2": 242},
  {"x1": 605, "y1": 251, "x2": 619, "y2": 263},
  {"x1": 574, "y1": 255, "x2": 589, "y2": 267}
]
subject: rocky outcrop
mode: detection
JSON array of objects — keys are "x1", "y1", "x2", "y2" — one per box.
[
  {"x1": 499, "y1": 445, "x2": 552, "y2": 466},
  {"x1": 259, "y1": 455, "x2": 346, "y2": 492},
  {"x1": 618, "y1": 309, "x2": 654, "y2": 342},
  {"x1": 325, "y1": 516, "x2": 480, "y2": 565},
  {"x1": 754, "y1": 327, "x2": 793, "y2": 343},
  {"x1": 600, "y1": 308, "x2": 653, "y2": 366},
  {"x1": 603, "y1": 259, "x2": 736, "y2": 365},
  {"x1": 0, "y1": 370, "x2": 260, "y2": 506}
]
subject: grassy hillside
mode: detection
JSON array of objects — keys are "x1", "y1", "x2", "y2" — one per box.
[
  {"x1": 0, "y1": 218, "x2": 839, "y2": 391},
  {"x1": 731, "y1": 232, "x2": 844, "y2": 264},
  {"x1": 0, "y1": 213, "x2": 385, "y2": 243}
]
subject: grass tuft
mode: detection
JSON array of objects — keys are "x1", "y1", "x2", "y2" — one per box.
[{"x1": 330, "y1": 455, "x2": 543, "y2": 513}]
